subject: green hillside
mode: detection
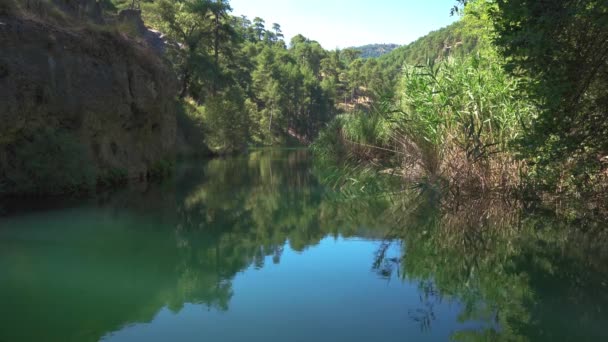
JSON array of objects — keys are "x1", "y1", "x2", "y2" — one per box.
[
  {"x1": 350, "y1": 44, "x2": 400, "y2": 58},
  {"x1": 380, "y1": 21, "x2": 478, "y2": 67},
  {"x1": 372, "y1": 21, "x2": 480, "y2": 88}
]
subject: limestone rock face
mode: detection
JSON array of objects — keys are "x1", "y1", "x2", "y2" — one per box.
[
  {"x1": 118, "y1": 9, "x2": 167, "y2": 56},
  {"x1": 0, "y1": 15, "x2": 177, "y2": 194},
  {"x1": 118, "y1": 9, "x2": 146, "y2": 35}
]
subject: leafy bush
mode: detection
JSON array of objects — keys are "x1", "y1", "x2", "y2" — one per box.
[
  {"x1": 176, "y1": 98, "x2": 213, "y2": 156},
  {"x1": 311, "y1": 116, "x2": 347, "y2": 163},
  {"x1": 149, "y1": 158, "x2": 174, "y2": 179},
  {"x1": 4, "y1": 128, "x2": 96, "y2": 196},
  {"x1": 341, "y1": 111, "x2": 391, "y2": 147},
  {"x1": 202, "y1": 87, "x2": 250, "y2": 153},
  {"x1": 98, "y1": 167, "x2": 128, "y2": 187},
  {"x1": 491, "y1": 0, "x2": 608, "y2": 196},
  {"x1": 312, "y1": 111, "x2": 401, "y2": 177}
]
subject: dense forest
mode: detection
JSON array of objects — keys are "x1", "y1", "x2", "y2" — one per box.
[
  {"x1": 102, "y1": 0, "x2": 447, "y2": 150},
  {"x1": 134, "y1": 0, "x2": 474, "y2": 153},
  {"x1": 98, "y1": 0, "x2": 479, "y2": 151}
]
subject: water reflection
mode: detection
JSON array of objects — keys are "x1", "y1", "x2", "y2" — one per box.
[
  {"x1": 0, "y1": 149, "x2": 607, "y2": 341},
  {"x1": 370, "y1": 192, "x2": 608, "y2": 341}
]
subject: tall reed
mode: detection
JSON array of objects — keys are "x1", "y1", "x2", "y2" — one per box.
[
  {"x1": 387, "y1": 54, "x2": 535, "y2": 193},
  {"x1": 313, "y1": 53, "x2": 537, "y2": 195}
]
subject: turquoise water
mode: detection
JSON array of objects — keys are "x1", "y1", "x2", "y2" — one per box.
[{"x1": 1, "y1": 149, "x2": 607, "y2": 341}]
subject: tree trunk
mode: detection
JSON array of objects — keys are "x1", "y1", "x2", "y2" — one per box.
[
  {"x1": 269, "y1": 107, "x2": 273, "y2": 133},
  {"x1": 212, "y1": 14, "x2": 220, "y2": 95},
  {"x1": 180, "y1": 70, "x2": 190, "y2": 99}
]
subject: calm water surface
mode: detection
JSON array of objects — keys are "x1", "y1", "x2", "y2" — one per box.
[{"x1": 1, "y1": 149, "x2": 607, "y2": 341}]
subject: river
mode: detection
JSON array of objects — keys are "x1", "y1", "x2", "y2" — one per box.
[{"x1": 1, "y1": 148, "x2": 607, "y2": 341}]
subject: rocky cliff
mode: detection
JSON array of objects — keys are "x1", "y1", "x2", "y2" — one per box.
[{"x1": 0, "y1": 8, "x2": 177, "y2": 196}]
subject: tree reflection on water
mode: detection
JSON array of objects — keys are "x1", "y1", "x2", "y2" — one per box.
[{"x1": 1, "y1": 149, "x2": 607, "y2": 342}]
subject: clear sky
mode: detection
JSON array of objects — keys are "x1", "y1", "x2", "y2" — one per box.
[{"x1": 229, "y1": 0, "x2": 459, "y2": 49}]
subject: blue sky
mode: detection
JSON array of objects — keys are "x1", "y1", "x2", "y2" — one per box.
[{"x1": 229, "y1": 0, "x2": 459, "y2": 49}]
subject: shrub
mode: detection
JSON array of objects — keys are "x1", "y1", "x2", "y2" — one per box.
[
  {"x1": 98, "y1": 167, "x2": 128, "y2": 187},
  {"x1": 492, "y1": 0, "x2": 608, "y2": 196},
  {"x1": 202, "y1": 87, "x2": 250, "y2": 154},
  {"x1": 176, "y1": 98, "x2": 212, "y2": 156},
  {"x1": 313, "y1": 111, "x2": 396, "y2": 165},
  {"x1": 311, "y1": 116, "x2": 346, "y2": 163},
  {"x1": 4, "y1": 128, "x2": 96, "y2": 196},
  {"x1": 149, "y1": 158, "x2": 174, "y2": 179},
  {"x1": 341, "y1": 111, "x2": 391, "y2": 147}
]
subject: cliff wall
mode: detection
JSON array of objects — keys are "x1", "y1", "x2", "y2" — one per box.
[{"x1": 0, "y1": 7, "x2": 177, "y2": 196}]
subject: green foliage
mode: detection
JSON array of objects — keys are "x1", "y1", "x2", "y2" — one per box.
[
  {"x1": 246, "y1": 36, "x2": 334, "y2": 144},
  {"x1": 396, "y1": 54, "x2": 529, "y2": 152},
  {"x1": 317, "y1": 51, "x2": 535, "y2": 191},
  {"x1": 341, "y1": 111, "x2": 391, "y2": 147},
  {"x1": 312, "y1": 111, "x2": 397, "y2": 178},
  {"x1": 377, "y1": 21, "x2": 481, "y2": 88},
  {"x1": 202, "y1": 87, "x2": 250, "y2": 153},
  {"x1": 19, "y1": 0, "x2": 608, "y2": 201},
  {"x1": 98, "y1": 167, "x2": 129, "y2": 187},
  {"x1": 349, "y1": 44, "x2": 400, "y2": 59},
  {"x1": 313, "y1": 12, "x2": 516, "y2": 187},
  {"x1": 135, "y1": 0, "x2": 338, "y2": 150},
  {"x1": 99, "y1": 0, "x2": 118, "y2": 12},
  {"x1": 176, "y1": 98, "x2": 210, "y2": 155},
  {"x1": 107, "y1": 0, "x2": 133, "y2": 11},
  {"x1": 3, "y1": 128, "x2": 96, "y2": 196},
  {"x1": 311, "y1": 116, "x2": 347, "y2": 163},
  {"x1": 149, "y1": 158, "x2": 174, "y2": 179},
  {"x1": 383, "y1": 53, "x2": 529, "y2": 182},
  {"x1": 490, "y1": 0, "x2": 608, "y2": 195},
  {"x1": 459, "y1": 0, "x2": 496, "y2": 49},
  {"x1": 313, "y1": 0, "x2": 608, "y2": 199}
]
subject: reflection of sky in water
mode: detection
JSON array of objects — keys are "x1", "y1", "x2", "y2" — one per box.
[{"x1": 102, "y1": 237, "x2": 491, "y2": 342}]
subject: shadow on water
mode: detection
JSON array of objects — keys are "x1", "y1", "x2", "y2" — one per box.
[{"x1": 0, "y1": 149, "x2": 607, "y2": 341}]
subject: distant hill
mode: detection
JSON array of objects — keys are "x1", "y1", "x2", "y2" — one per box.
[
  {"x1": 379, "y1": 21, "x2": 479, "y2": 68},
  {"x1": 374, "y1": 21, "x2": 480, "y2": 86},
  {"x1": 350, "y1": 44, "x2": 400, "y2": 58}
]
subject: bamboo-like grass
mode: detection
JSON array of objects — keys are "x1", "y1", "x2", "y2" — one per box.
[
  {"x1": 390, "y1": 55, "x2": 535, "y2": 194},
  {"x1": 314, "y1": 54, "x2": 537, "y2": 196}
]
